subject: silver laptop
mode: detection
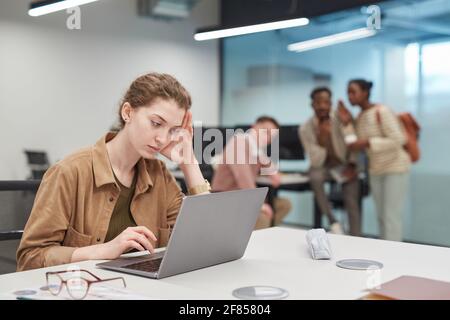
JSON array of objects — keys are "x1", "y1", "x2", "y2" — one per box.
[{"x1": 96, "y1": 187, "x2": 268, "y2": 279}]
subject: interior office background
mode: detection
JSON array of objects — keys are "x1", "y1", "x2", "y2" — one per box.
[
  {"x1": 221, "y1": 0, "x2": 450, "y2": 248},
  {"x1": 1, "y1": 0, "x2": 450, "y2": 273}
]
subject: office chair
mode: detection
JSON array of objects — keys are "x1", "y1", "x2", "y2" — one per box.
[
  {"x1": 0, "y1": 180, "x2": 40, "y2": 274},
  {"x1": 24, "y1": 150, "x2": 50, "y2": 180}
]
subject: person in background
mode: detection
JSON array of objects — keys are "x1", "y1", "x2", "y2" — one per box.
[
  {"x1": 17, "y1": 73, "x2": 210, "y2": 271},
  {"x1": 300, "y1": 87, "x2": 361, "y2": 235},
  {"x1": 339, "y1": 79, "x2": 410, "y2": 241},
  {"x1": 212, "y1": 116, "x2": 291, "y2": 229}
]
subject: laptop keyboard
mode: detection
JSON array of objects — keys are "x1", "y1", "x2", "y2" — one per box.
[{"x1": 123, "y1": 258, "x2": 163, "y2": 273}]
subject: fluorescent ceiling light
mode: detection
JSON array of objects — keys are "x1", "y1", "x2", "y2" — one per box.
[
  {"x1": 288, "y1": 27, "x2": 377, "y2": 53},
  {"x1": 28, "y1": 0, "x2": 99, "y2": 17},
  {"x1": 194, "y1": 17, "x2": 309, "y2": 41}
]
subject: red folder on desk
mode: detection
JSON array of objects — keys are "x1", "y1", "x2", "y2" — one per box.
[{"x1": 368, "y1": 275, "x2": 450, "y2": 300}]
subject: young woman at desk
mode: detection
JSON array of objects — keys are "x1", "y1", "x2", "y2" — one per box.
[{"x1": 17, "y1": 73, "x2": 210, "y2": 271}]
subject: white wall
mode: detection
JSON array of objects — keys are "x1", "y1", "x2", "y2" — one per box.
[{"x1": 0, "y1": 0, "x2": 220, "y2": 179}]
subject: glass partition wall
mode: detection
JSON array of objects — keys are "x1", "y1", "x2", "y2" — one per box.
[{"x1": 221, "y1": 0, "x2": 450, "y2": 246}]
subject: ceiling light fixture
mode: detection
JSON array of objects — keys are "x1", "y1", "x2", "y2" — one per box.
[
  {"x1": 195, "y1": 17, "x2": 310, "y2": 41},
  {"x1": 28, "y1": 0, "x2": 99, "y2": 17},
  {"x1": 288, "y1": 27, "x2": 377, "y2": 53}
]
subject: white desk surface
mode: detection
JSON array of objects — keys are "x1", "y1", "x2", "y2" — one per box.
[{"x1": 1, "y1": 227, "x2": 449, "y2": 300}]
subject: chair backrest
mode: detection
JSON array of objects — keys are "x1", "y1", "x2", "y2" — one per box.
[
  {"x1": 24, "y1": 150, "x2": 50, "y2": 180},
  {"x1": 24, "y1": 150, "x2": 49, "y2": 166},
  {"x1": 328, "y1": 181, "x2": 345, "y2": 207},
  {"x1": 0, "y1": 180, "x2": 40, "y2": 274}
]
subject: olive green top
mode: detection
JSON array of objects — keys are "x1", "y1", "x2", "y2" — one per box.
[{"x1": 105, "y1": 171, "x2": 138, "y2": 242}]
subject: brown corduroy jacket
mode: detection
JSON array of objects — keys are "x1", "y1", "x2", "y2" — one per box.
[{"x1": 17, "y1": 132, "x2": 183, "y2": 271}]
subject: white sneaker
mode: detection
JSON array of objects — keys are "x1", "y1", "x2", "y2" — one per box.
[{"x1": 330, "y1": 222, "x2": 344, "y2": 235}]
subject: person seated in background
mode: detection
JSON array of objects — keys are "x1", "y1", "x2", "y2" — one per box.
[
  {"x1": 299, "y1": 87, "x2": 361, "y2": 236},
  {"x1": 17, "y1": 73, "x2": 210, "y2": 271},
  {"x1": 211, "y1": 116, "x2": 291, "y2": 229}
]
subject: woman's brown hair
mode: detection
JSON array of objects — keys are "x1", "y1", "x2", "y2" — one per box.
[{"x1": 118, "y1": 73, "x2": 192, "y2": 129}]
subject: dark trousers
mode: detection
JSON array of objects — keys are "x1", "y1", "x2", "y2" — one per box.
[{"x1": 309, "y1": 167, "x2": 361, "y2": 236}]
